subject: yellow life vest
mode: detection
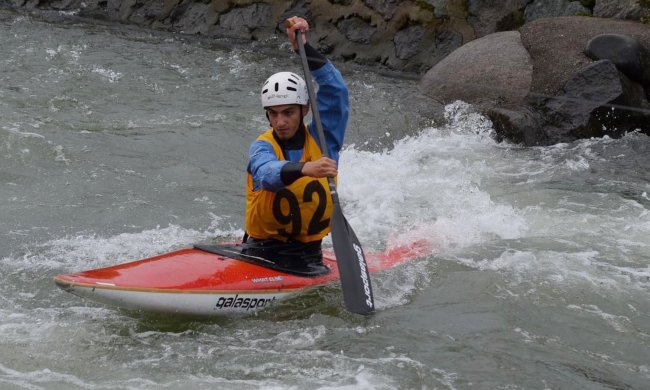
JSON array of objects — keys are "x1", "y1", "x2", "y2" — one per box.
[{"x1": 245, "y1": 127, "x2": 334, "y2": 243}]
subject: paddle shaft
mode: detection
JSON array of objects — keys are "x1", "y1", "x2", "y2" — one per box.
[
  {"x1": 294, "y1": 35, "x2": 339, "y2": 204},
  {"x1": 293, "y1": 30, "x2": 375, "y2": 315}
]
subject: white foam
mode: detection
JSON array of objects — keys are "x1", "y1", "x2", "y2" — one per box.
[
  {"x1": 372, "y1": 260, "x2": 430, "y2": 310},
  {"x1": 338, "y1": 102, "x2": 650, "y2": 297},
  {"x1": 2, "y1": 124, "x2": 45, "y2": 139},
  {"x1": 12, "y1": 216, "x2": 242, "y2": 272},
  {"x1": 91, "y1": 66, "x2": 123, "y2": 83},
  {"x1": 565, "y1": 155, "x2": 590, "y2": 171},
  {"x1": 338, "y1": 102, "x2": 527, "y2": 251},
  {"x1": 214, "y1": 50, "x2": 253, "y2": 78},
  {"x1": 567, "y1": 304, "x2": 635, "y2": 334},
  {"x1": 164, "y1": 61, "x2": 189, "y2": 75},
  {"x1": 456, "y1": 247, "x2": 650, "y2": 295},
  {"x1": 0, "y1": 364, "x2": 85, "y2": 389},
  {"x1": 272, "y1": 325, "x2": 328, "y2": 349}
]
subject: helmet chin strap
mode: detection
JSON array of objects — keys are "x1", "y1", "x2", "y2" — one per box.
[{"x1": 299, "y1": 104, "x2": 309, "y2": 131}]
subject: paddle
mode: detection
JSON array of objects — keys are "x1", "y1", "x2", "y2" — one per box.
[{"x1": 291, "y1": 26, "x2": 375, "y2": 315}]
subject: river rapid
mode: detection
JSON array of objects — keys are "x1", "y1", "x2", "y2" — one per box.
[{"x1": 1, "y1": 10, "x2": 649, "y2": 390}]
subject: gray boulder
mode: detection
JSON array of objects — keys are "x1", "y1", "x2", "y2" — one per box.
[
  {"x1": 585, "y1": 33, "x2": 650, "y2": 89},
  {"x1": 394, "y1": 25, "x2": 425, "y2": 60},
  {"x1": 486, "y1": 107, "x2": 547, "y2": 145},
  {"x1": 45, "y1": 0, "x2": 80, "y2": 9},
  {"x1": 467, "y1": 0, "x2": 529, "y2": 38},
  {"x1": 517, "y1": 18, "x2": 650, "y2": 144},
  {"x1": 363, "y1": 0, "x2": 401, "y2": 20},
  {"x1": 431, "y1": 28, "x2": 464, "y2": 65},
  {"x1": 212, "y1": 3, "x2": 273, "y2": 40},
  {"x1": 425, "y1": 16, "x2": 650, "y2": 146},
  {"x1": 336, "y1": 16, "x2": 377, "y2": 44},
  {"x1": 541, "y1": 59, "x2": 650, "y2": 142},
  {"x1": 74, "y1": 0, "x2": 120, "y2": 21},
  {"x1": 594, "y1": 0, "x2": 648, "y2": 20},
  {"x1": 424, "y1": 0, "x2": 451, "y2": 18},
  {"x1": 520, "y1": 16, "x2": 650, "y2": 95},
  {"x1": 420, "y1": 31, "x2": 533, "y2": 107},
  {"x1": 277, "y1": 0, "x2": 311, "y2": 33},
  {"x1": 524, "y1": 0, "x2": 591, "y2": 23},
  {"x1": 129, "y1": 1, "x2": 169, "y2": 26},
  {"x1": 172, "y1": 2, "x2": 218, "y2": 35},
  {"x1": 10, "y1": 0, "x2": 37, "y2": 8}
]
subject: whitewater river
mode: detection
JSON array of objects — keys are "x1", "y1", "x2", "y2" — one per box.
[{"x1": 1, "y1": 10, "x2": 649, "y2": 390}]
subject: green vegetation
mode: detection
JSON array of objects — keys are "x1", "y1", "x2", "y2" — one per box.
[
  {"x1": 641, "y1": 0, "x2": 650, "y2": 24},
  {"x1": 415, "y1": 0, "x2": 435, "y2": 13},
  {"x1": 495, "y1": 10, "x2": 525, "y2": 31},
  {"x1": 579, "y1": 0, "x2": 595, "y2": 8},
  {"x1": 512, "y1": 10, "x2": 525, "y2": 27}
]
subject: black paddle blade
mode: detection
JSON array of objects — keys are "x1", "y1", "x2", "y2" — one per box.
[{"x1": 330, "y1": 206, "x2": 375, "y2": 315}]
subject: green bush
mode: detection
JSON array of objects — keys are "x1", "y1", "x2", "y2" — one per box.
[
  {"x1": 415, "y1": 0, "x2": 435, "y2": 13},
  {"x1": 580, "y1": 0, "x2": 595, "y2": 8},
  {"x1": 641, "y1": 0, "x2": 650, "y2": 23}
]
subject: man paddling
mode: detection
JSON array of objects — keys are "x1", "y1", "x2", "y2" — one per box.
[{"x1": 243, "y1": 16, "x2": 349, "y2": 276}]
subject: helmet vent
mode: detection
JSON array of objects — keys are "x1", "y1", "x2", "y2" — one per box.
[
  {"x1": 287, "y1": 87, "x2": 296, "y2": 91},
  {"x1": 274, "y1": 82, "x2": 279, "y2": 92}
]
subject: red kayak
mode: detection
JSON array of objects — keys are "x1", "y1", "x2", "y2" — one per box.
[{"x1": 54, "y1": 241, "x2": 430, "y2": 316}]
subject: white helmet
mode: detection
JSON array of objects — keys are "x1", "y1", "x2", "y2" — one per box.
[{"x1": 260, "y1": 72, "x2": 308, "y2": 108}]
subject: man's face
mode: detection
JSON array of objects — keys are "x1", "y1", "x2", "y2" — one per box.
[{"x1": 266, "y1": 104, "x2": 308, "y2": 140}]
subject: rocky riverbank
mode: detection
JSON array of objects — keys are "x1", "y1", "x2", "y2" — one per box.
[
  {"x1": 422, "y1": 16, "x2": 650, "y2": 145},
  {"x1": 3, "y1": 0, "x2": 649, "y2": 145}
]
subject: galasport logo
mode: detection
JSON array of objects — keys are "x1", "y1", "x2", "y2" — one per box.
[
  {"x1": 214, "y1": 295, "x2": 277, "y2": 311},
  {"x1": 353, "y1": 243, "x2": 373, "y2": 308}
]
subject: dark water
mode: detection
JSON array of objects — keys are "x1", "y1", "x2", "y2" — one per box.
[{"x1": 1, "y1": 11, "x2": 649, "y2": 389}]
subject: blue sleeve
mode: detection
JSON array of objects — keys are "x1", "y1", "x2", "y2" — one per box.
[
  {"x1": 247, "y1": 140, "x2": 287, "y2": 192},
  {"x1": 307, "y1": 61, "x2": 349, "y2": 163}
]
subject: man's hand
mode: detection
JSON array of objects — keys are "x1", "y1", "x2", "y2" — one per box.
[
  {"x1": 285, "y1": 16, "x2": 309, "y2": 51},
  {"x1": 302, "y1": 157, "x2": 337, "y2": 178}
]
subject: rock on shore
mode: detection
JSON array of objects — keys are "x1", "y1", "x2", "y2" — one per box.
[{"x1": 421, "y1": 16, "x2": 650, "y2": 145}]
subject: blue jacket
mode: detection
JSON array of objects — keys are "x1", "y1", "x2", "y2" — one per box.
[{"x1": 248, "y1": 61, "x2": 349, "y2": 192}]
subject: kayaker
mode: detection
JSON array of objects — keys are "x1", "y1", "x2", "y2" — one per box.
[{"x1": 243, "y1": 16, "x2": 349, "y2": 276}]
